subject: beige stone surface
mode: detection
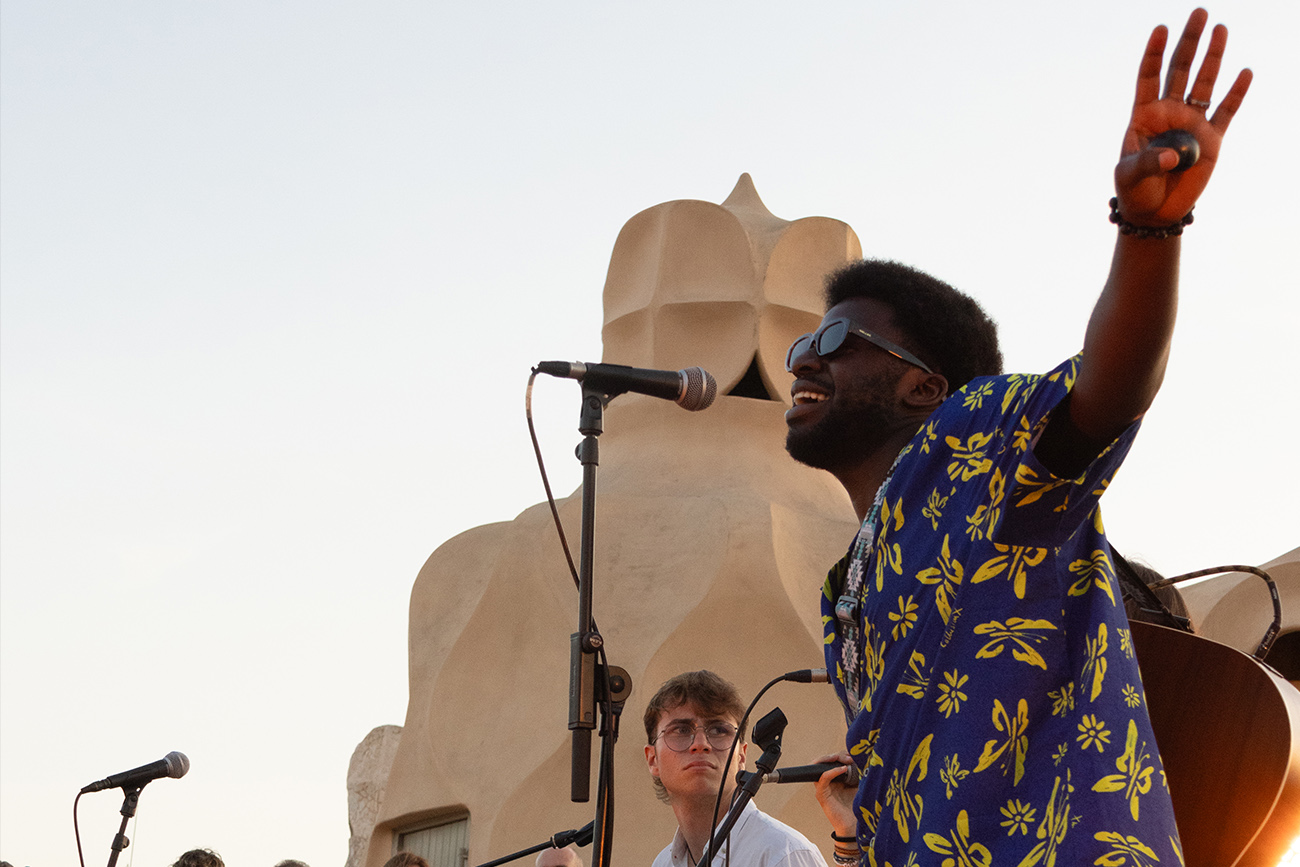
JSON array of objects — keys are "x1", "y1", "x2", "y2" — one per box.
[
  {"x1": 348, "y1": 724, "x2": 404, "y2": 867},
  {"x1": 363, "y1": 176, "x2": 863, "y2": 867}
]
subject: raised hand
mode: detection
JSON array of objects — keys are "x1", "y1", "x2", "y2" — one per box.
[{"x1": 1115, "y1": 7, "x2": 1252, "y2": 226}]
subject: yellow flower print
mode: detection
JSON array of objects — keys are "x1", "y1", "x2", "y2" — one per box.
[
  {"x1": 874, "y1": 495, "x2": 906, "y2": 592},
  {"x1": 963, "y1": 468, "x2": 1008, "y2": 541},
  {"x1": 970, "y1": 542, "x2": 1047, "y2": 600},
  {"x1": 1051, "y1": 742, "x2": 1068, "y2": 766},
  {"x1": 1010, "y1": 413, "x2": 1033, "y2": 453},
  {"x1": 923, "y1": 810, "x2": 993, "y2": 867},
  {"x1": 1076, "y1": 714, "x2": 1111, "y2": 752},
  {"x1": 1117, "y1": 627, "x2": 1134, "y2": 658},
  {"x1": 1000, "y1": 799, "x2": 1037, "y2": 836},
  {"x1": 862, "y1": 623, "x2": 886, "y2": 712},
  {"x1": 936, "y1": 669, "x2": 968, "y2": 718},
  {"x1": 889, "y1": 594, "x2": 919, "y2": 640},
  {"x1": 1068, "y1": 549, "x2": 1118, "y2": 605},
  {"x1": 975, "y1": 698, "x2": 1030, "y2": 785},
  {"x1": 945, "y1": 432, "x2": 995, "y2": 481},
  {"x1": 941, "y1": 753, "x2": 968, "y2": 799},
  {"x1": 962, "y1": 380, "x2": 996, "y2": 410},
  {"x1": 919, "y1": 419, "x2": 940, "y2": 454},
  {"x1": 916, "y1": 534, "x2": 965, "y2": 624},
  {"x1": 859, "y1": 799, "x2": 883, "y2": 837},
  {"x1": 1000, "y1": 374, "x2": 1029, "y2": 415},
  {"x1": 849, "y1": 728, "x2": 885, "y2": 769},
  {"x1": 1081, "y1": 623, "x2": 1109, "y2": 701},
  {"x1": 1122, "y1": 685, "x2": 1141, "y2": 708},
  {"x1": 1017, "y1": 771, "x2": 1073, "y2": 867},
  {"x1": 973, "y1": 617, "x2": 1057, "y2": 669},
  {"x1": 884, "y1": 734, "x2": 933, "y2": 844},
  {"x1": 923, "y1": 488, "x2": 948, "y2": 530},
  {"x1": 1049, "y1": 683, "x2": 1075, "y2": 717},
  {"x1": 1092, "y1": 831, "x2": 1161, "y2": 867},
  {"x1": 897, "y1": 650, "x2": 930, "y2": 699},
  {"x1": 1092, "y1": 719, "x2": 1156, "y2": 821},
  {"x1": 1011, "y1": 463, "x2": 1072, "y2": 507}
]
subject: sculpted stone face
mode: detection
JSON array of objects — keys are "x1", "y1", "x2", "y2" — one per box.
[
  {"x1": 601, "y1": 173, "x2": 861, "y2": 403},
  {"x1": 365, "y1": 176, "x2": 864, "y2": 867}
]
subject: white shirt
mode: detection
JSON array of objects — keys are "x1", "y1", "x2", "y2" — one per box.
[{"x1": 650, "y1": 801, "x2": 828, "y2": 867}]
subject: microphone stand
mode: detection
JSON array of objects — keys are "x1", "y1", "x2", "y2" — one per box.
[
  {"x1": 696, "y1": 708, "x2": 789, "y2": 867},
  {"x1": 567, "y1": 384, "x2": 633, "y2": 867},
  {"x1": 105, "y1": 786, "x2": 143, "y2": 867},
  {"x1": 474, "y1": 822, "x2": 595, "y2": 867}
]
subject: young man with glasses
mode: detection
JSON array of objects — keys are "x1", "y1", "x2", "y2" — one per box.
[
  {"x1": 643, "y1": 670, "x2": 828, "y2": 867},
  {"x1": 785, "y1": 9, "x2": 1250, "y2": 866}
]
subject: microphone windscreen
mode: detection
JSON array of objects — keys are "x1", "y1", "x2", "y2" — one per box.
[
  {"x1": 164, "y1": 751, "x2": 190, "y2": 779},
  {"x1": 680, "y1": 367, "x2": 717, "y2": 411}
]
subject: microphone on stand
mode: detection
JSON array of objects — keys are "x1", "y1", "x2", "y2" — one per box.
[
  {"x1": 535, "y1": 361, "x2": 717, "y2": 411},
  {"x1": 80, "y1": 751, "x2": 190, "y2": 793}
]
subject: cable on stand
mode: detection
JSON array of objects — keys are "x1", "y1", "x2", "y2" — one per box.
[{"x1": 696, "y1": 708, "x2": 790, "y2": 867}]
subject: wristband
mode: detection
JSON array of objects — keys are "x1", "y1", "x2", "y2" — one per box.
[{"x1": 1109, "y1": 197, "x2": 1194, "y2": 239}]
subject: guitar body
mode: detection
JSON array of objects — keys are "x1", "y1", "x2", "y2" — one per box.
[{"x1": 1131, "y1": 621, "x2": 1300, "y2": 866}]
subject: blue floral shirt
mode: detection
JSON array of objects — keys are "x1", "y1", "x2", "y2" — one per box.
[{"x1": 822, "y1": 357, "x2": 1181, "y2": 867}]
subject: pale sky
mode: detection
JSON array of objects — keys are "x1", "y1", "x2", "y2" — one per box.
[{"x1": 2, "y1": 2, "x2": 1296, "y2": 865}]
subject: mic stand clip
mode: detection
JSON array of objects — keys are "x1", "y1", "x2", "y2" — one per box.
[{"x1": 105, "y1": 785, "x2": 144, "y2": 867}]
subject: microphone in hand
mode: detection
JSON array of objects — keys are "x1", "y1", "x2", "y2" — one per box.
[{"x1": 753, "y1": 762, "x2": 861, "y2": 787}]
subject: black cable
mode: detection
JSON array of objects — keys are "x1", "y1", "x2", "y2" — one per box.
[
  {"x1": 701, "y1": 669, "x2": 824, "y2": 867},
  {"x1": 74, "y1": 790, "x2": 86, "y2": 867},
  {"x1": 525, "y1": 370, "x2": 581, "y2": 588}
]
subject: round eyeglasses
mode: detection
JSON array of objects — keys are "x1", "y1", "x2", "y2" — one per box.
[
  {"x1": 786, "y1": 317, "x2": 933, "y2": 374},
  {"x1": 653, "y1": 722, "x2": 739, "y2": 752}
]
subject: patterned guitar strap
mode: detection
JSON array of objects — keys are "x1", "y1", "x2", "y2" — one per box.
[{"x1": 834, "y1": 451, "x2": 904, "y2": 722}]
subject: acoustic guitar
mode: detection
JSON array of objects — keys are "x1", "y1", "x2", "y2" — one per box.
[{"x1": 1131, "y1": 620, "x2": 1300, "y2": 866}]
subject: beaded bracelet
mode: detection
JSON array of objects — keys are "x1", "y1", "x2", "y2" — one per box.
[
  {"x1": 1109, "y1": 197, "x2": 1194, "y2": 239},
  {"x1": 831, "y1": 852, "x2": 860, "y2": 866}
]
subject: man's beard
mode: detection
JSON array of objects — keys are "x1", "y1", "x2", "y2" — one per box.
[{"x1": 785, "y1": 376, "x2": 902, "y2": 472}]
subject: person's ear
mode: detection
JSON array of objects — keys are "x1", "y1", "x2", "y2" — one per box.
[
  {"x1": 645, "y1": 743, "x2": 660, "y2": 778},
  {"x1": 904, "y1": 371, "x2": 948, "y2": 410}
]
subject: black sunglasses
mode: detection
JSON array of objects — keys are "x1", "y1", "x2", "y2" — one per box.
[{"x1": 785, "y1": 317, "x2": 933, "y2": 374}]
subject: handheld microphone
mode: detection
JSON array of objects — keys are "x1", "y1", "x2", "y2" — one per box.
[
  {"x1": 535, "y1": 361, "x2": 717, "y2": 411},
  {"x1": 80, "y1": 751, "x2": 190, "y2": 793},
  {"x1": 755, "y1": 762, "x2": 861, "y2": 786}
]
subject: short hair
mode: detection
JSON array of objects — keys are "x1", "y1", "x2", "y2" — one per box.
[
  {"x1": 824, "y1": 259, "x2": 1002, "y2": 394},
  {"x1": 383, "y1": 854, "x2": 430, "y2": 867},
  {"x1": 643, "y1": 670, "x2": 748, "y2": 802},
  {"x1": 173, "y1": 850, "x2": 224, "y2": 867},
  {"x1": 274, "y1": 861, "x2": 310, "y2": 867}
]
